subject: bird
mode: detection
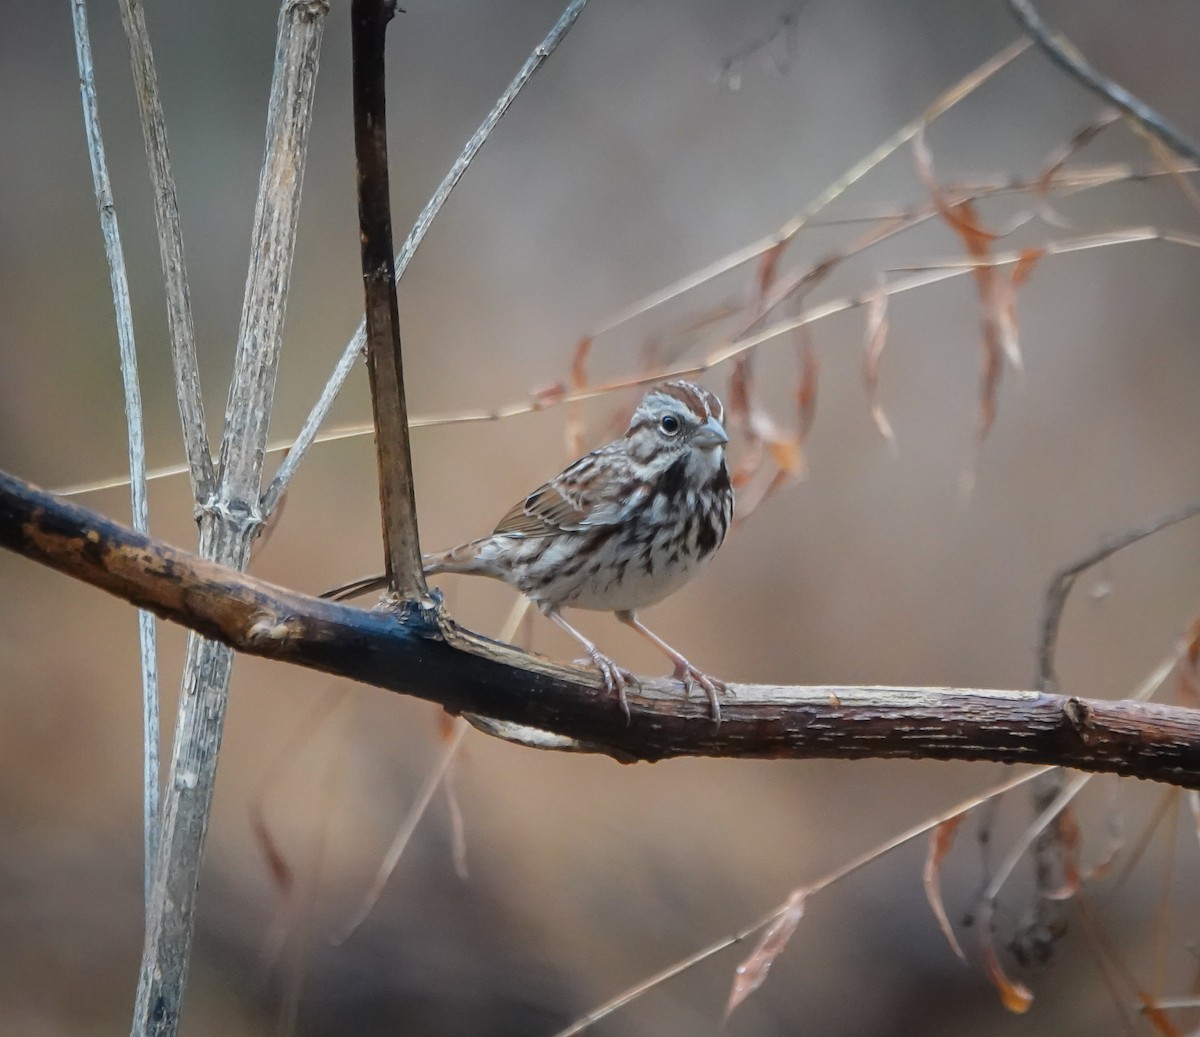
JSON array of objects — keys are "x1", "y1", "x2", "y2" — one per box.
[{"x1": 323, "y1": 379, "x2": 734, "y2": 722}]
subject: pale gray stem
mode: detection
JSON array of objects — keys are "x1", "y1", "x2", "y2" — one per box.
[
  {"x1": 259, "y1": 0, "x2": 590, "y2": 518},
  {"x1": 130, "y1": 4, "x2": 328, "y2": 1035},
  {"x1": 70, "y1": 0, "x2": 160, "y2": 913},
  {"x1": 118, "y1": 0, "x2": 215, "y2": 498}
]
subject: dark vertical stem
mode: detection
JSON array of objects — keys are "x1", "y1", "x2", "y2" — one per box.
[{"x1": 351, "y1": 0, "x2": 427, "y2": 600}]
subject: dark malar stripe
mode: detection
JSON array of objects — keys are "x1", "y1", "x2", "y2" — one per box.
[{"x1": 659, "y1": 457, "x2": 689, "y2": 503}]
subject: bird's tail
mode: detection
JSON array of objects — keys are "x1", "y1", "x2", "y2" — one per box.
[
  {"x1": 320, "y1": 542, "x2": 486, "y2": 601},
  {"x1": 319, "y1": 572, "x2": 388, "y2": 602}
]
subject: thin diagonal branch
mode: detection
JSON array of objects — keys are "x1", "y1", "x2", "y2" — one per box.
[
  {"x1": 7, "y1": 470, "x2": 1200, "y2": 787},
  {"x1": 1006, "y1": 0, "x2": 1200, "y2": 166},
  {"x1": 63, "y1": 157, "x2": 1199, "y2": 507},
  {"x1": 117, "y1": 0, "x2": 215, "y2": 498},
  {"x1": 590, "y1": 37, "x2": 1031, "y2": 339},
  {"x1": 260, "y1": 0, "x2": 589, "y2": 517},
  {"x1": 70, "y1": 0, "x2": 160, "y2": 913},
  {"x1": 1037, "y1": 497, "x2": 1200, "y2": 692},
  {"x1": 351, "y1": 0, "x2": 426, "y2": 599},
  {"x1": 554, "y1": 767, "x2": 1048, "y2": 1037},
  {"x1": 130, "y1": 4, "x2": 328, "y2": 1035}
]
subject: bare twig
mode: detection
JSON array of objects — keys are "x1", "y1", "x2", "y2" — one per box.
[
  {"x1": 130, "y1": 5, "x2": 328, "y2": 1035},
  {"x1": 350, "y1": 0, "x2": 426, "y2": 599},
  {"x1": 8, "y1": 471, "x2": 1200, "y2": 786},
  {"x1": 333, "y1": 597, "x2": 527, "y2": 941},
  {"x1": 265, "y1": 26, "x2": 1016, "y2": 525},
  {"x1": 117, "y1": 0, "x2": 215, "y2": 498},
  {"x1": 1037, "y1": 498, "x2": 1200, "y2": 692},
  {"x1": 711, "y1": 5, "x2": 806, "y2": 90},
  {"x1": 60, "y1": 161, "x2": 1200, "y2": 508},
  {"x1": 332, "y1": 720, "x2": 469, "y2": 944},
  {"x1": 591, "y1": 38, "x2": 1031, "y2": 340},
  {"x1": 1005, "y1": 0, "x2": 1200, "y2": 166},
  {"x1": 260, "y1": 0, "x2": 589, "y2": 518},
  {"x1": 554, "y1": 768, "x2": 1048, "y2": 1036},
  {"x1": 70, "y1": 0, "x2": 160, "y2": 912},
  {"x1": 394, "y1": 228, "x2": 1200, "y2": 435},
  {"x1": 985, "y1": 773, "x2": 1092, "y2": 908}
]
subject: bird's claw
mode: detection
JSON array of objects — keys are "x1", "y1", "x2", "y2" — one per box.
[
  {"x1": 673, "y1": 661, "x2": 728, "y2": 726},
  {"x1": 578, "y1": 651, "x2": 639, "y2": 725}
]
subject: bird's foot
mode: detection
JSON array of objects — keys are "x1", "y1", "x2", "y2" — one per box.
[
  {"x1": 576, "y1": 651, "x2": 640, "y2": 724},
  {"x1": 673, "y1": 661, "x2": 729, "y2": 726}
]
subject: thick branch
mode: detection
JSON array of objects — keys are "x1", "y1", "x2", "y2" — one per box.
[
  {"x1": 219, "y1": 0, "x2": 328, "y2": 497},
  {"x1": 6, "y1": 468, "x2": 1200, "y2": 786},
  {"x1": 130, "y1": 5, "x2": 327, "y2": 1036},
  {"x1": 351, "y1": 0, "x2": 426, "y2": 599}
]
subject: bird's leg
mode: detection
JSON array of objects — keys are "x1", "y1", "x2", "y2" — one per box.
[
  {"x1": 615, "y1": 610, "x2": 728, "y2": 724},
  {"x1": 542, "y1": 604, "x2": 637, "y2": 724}
]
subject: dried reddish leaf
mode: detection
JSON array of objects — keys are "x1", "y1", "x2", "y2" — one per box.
[
  {"x1": 727, "y1": 358, "x2": 764, "y2": 488},
  {"x1": 948, "y1": 196, "x2": 998, "y2": 253},
  {"x1": 1079, "y1": 838, "x2": 1121, "y2": 883},
  {"x1": 730, "y1": 446, "x2": 763, "y2": 491},
  {"x1": 728, "y1": 357, "x2": 753, "y2": 425},
  {"x1": 767, "y1": 437, "x2": 803, "y2": 476},
  {"x1": 1010, "y1": 247, "x2": 1042, "y2": 290},
  {"x1": 914, "y1": 128, "x2": 1011, "y2": 441},
  {"x1": 569, "y1": 336, "x2": 592, "y2": 392},
  {"x1": 862, "y1": 279, "x2": 895, "y2": 447},
  {"x1": 1044, "y1": 805, "x2": 1082, "y2": 901},
  {"x1": 981, "y1": 926, "x2": 1034, "y2": 1014},
  {"x1": 924, "y1": 817, "x2": 967, "y2": 961},
  {"x1": 976, "y1": 321, "x2": 1002, "y2": 444},
  {"x1": 726, "y1": 337, "x2": 810, "y2": 526},
  {"x1": 530, "y1": 382, "x2": 568, "y2": 409},
  {"x1": 247, "y1": 690, "x2": 346, "y2": 897},
  {"x1": 913, "y1": 129, "x2": 996, "y2": 254},
  {"x1": 795, "y1": 333, "x2": 819, "y2": 444},
  {"x1": 755, "y1": 240, "x2": 788, "y2": 311},
  {"x1": 726, "y1": 890, "x2": 807, "y2": 1019},
  {"x1": 563, "y1": 338, "x2": 593, "y2": 456},
  {"x1": 1138, "y1": 997, "x2": 1185, "y2": 1037},
  {"x1": 251, "y1": 805, "x2": 294, "y2": 893}
]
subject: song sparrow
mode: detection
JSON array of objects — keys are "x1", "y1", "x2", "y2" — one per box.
[{"x1": 324, "y1": 380, "x2": 734, "y2": 722}]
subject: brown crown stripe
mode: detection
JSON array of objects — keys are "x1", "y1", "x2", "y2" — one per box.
[{"x1": 648, "y1": 380, "x2": 724, "y2": 424}]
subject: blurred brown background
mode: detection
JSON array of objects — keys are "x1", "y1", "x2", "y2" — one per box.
[{"x1": 2, "y1": 1, "x2": 1200, "y2": 1034}]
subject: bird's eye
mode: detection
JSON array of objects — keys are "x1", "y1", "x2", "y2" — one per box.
[{"x1": 660, "y1": 414, "x2": 681, "y2": 436}]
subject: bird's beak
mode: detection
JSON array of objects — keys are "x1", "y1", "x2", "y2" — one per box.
[{"x1": 693, "y1": 416, "x2": 729, "y2": 449}]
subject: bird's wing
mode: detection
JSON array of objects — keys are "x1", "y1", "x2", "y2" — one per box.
[{"x1": 491, "y1": 449, "x2": 642, "y2": 536}]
